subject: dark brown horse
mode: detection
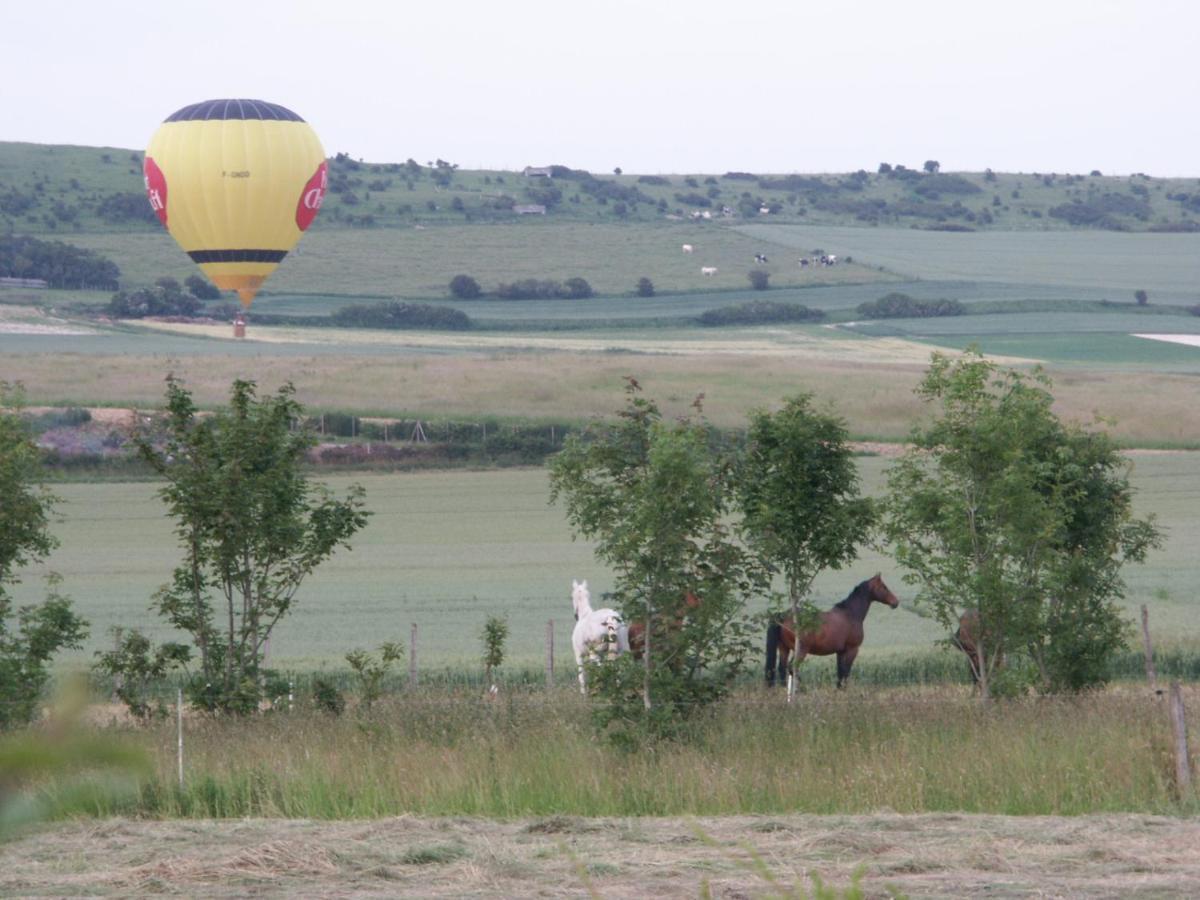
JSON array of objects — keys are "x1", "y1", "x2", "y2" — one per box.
[
  {"x1": 628, "y1": 592, "x2": 701, "y2": 658},
  {"x1": 765, "y1": 574, "x2": 899, "y2": 688}
]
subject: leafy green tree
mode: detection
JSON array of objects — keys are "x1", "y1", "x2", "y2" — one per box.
[
  {"x1": 94, "y1": 629, "x2": 189, "y2": 721},
  {"x1": 346, "y1": 642, "x2": 403, "y2": 712},
  {"x1": 133, "y1": 377, "x2": 371, "y2": 714},
  {"x1": 0, "y1": 383, "x2": 88, "y2": 729},
  {"x1": 736, "y1": 395, "x2": 874, "y2": 673},
  {"x1": 481, "y1": 615, "x2": 508, "y2": 687},
  {"x1": 883, "y1": 351, "x2": 1161, "y2": 699},
  {"x1": 748, "y1": 270, "x2": 770, "y2": 291},
  {"x1": 1134, "y1": 289, "x2": 1148, "y2": 305},
  {"x1": 448, "y1": 275, "x2": 481, "y2": 300},
  {"x1": 636, "y1": 277, "x2": 655, "y2": 298},
  {"x1": 550, "y1": 382, "x2": 758, "y2": 743},
  {"x1": 923, "y1": 160, "x2": 941, "y2": 174}
]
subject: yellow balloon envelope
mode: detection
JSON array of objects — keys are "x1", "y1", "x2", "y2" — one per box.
[{"x1": 144, "y1": 99, "x2": 327, "y2": 308}]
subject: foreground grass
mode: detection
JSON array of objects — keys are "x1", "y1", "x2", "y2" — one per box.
[{"x1": 46, "y1": 686, "x2": 1196, "y2": 820}]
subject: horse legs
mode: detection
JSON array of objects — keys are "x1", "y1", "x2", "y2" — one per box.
[
  {"x1": 835, "y1": 646, "x2": 859, "y2": 688},
  {"x1": 777, "y1": 644, "x2": 791, "y2": 688},
  {"x1": 574, "y1": 651, "x2": 587, "y2": 695}
]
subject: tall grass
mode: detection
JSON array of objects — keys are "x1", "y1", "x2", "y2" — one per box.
[{"x1": 42, "y1": 686, "x2": 1195, "y2": 821}]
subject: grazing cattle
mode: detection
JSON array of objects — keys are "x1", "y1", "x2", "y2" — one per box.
[
  {"x1": 682, "y1": 244, "x2": 694, "y2": 253},
  {"x1": 701, "y1": 266, "x2": 718, "y2": 276},
  {"x1": 754, "y1": 253, "x2": 769, "y2": 264}
]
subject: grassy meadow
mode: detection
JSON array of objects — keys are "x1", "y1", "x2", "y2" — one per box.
[
  {"x1": 14, "y1": 453, "x2": 1199, "y2": 672},
  {"x1": 29, "y1": 686, "x2": 1200, "y2": 819}
]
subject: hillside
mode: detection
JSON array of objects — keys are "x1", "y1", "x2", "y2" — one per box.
[{"x1": 3, "y1": 141, "x2": 1198, "y2": 236}]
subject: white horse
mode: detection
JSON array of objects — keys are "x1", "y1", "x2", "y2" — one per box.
[{"x1": 571, "y1": 579, "x2": 629, "y2": 693}]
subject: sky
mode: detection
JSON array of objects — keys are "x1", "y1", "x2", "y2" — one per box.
[{"x1": 3, "y1": 0, "x2": 1198, "y2": 176}]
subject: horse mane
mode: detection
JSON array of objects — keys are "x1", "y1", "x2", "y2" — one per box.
[{"x1": 833, "y1": 578, "x2": 872, "y2": 610}]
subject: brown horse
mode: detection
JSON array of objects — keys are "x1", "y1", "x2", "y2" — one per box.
[
  {"x1": 952, "y1": 609, "x2": 1005, "y2": 687},
  {"x1": 765, "y1": 574, "x2": 899, "y2": 688},
  {"x1": 628, "y1": 592, "x2": 701, "y2": 658}
]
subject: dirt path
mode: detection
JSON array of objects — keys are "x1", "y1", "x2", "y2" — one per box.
[{"x1": 4, "y1": 814, "x2": 1199, "y2": 898}]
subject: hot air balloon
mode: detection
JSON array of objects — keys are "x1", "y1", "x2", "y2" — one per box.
[{"x1": 143, "y1": 99, "x2": 327, "y2": 310}]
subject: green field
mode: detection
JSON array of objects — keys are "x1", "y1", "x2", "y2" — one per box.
[{"x1": 14, "y1": 454, "x2": 1198, "y2": 671}]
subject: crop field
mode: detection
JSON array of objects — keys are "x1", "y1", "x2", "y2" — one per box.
[
  {"x1": 63, "y1": 222, "x2": 893, "y2": 300},
  {"x1": 739, "y1": 223, "x2": 1200, "y2": 299},
  {"x1": 14, "y1": 453, "x2": 1198, "y2": 672}
]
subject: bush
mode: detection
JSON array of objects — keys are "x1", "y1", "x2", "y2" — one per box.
[
  {"x1": 698, "y1": 301, "x2": 824, "y2": 326},
  {"x1": 636, "y1": 277, "x2": 654, "y2": 297},
  {"x1": 748, "y1": 269, "x2": 770, "y2": 290},
  {"x1": 311, "y1": 678, "x2": 345, "y2": 716},
  {"x1": 562, "y1": 277, "x2": 593, "y2": 299},
  {"x1": 449, "y1": 274, "x2": 481, "y2": 299},
  {"x1": 96, "y1": 191, "x2": 158, "y2": 224},
  {"x1": 913, "y1": 174, "x2": 981, "y2": 196},
  {"x1": 637, "y1": 175, "x2": 671, "y2": 186},
  {"x1": 107, "y1": 283, "x2": 203, "y2": 318},
  {"x1": 330, "y1": 302, "x2": 471, "y2": 330},
  {"x1": 856, "y1": 292, "x2": 965, "y2": 319},
  {"x1": 493, "y1": 278, "x2": 592, "y2": 300},
  {"x1": 184, "y1": 274, "x2": 221, "y2": 300}
]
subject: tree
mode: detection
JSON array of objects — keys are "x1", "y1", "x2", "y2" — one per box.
[
  {"x1": 923, "y1": 160, "x2": 941, "y2": 174},
  {"x1": 636, "y1": 277, "x2": 655, "y2": 298},
  {"x1": 736, "y1": 394, "x2": 874, "y2": 687},
  {"x1": 481, "y1": 615, "x2": 508, "y2": 688},
  {"x1": 748, "y1": 270, "x2": 770, "y2": 291},
  {"x1": 549, "y1": 382, "x2": 757, "y2": 743},
  {"x1": 883, "y1": 351, "x2": 1161, "y2": 699},
  {"x1": 448, "y1": 274, "x2": 482, "y2": 299},
  {"x1": 613, "y1": 167, "x2": 622, "y2": 176},
  {"x1": 185, "y1": 273, "x2": 221, "y2": 300},
  {"x1": 562, "y1": 277, "x2": 593, "y2": 299},
  {"x1": 0, "y1": 383, "x2": 88, "y2": 728},
  {"x1": 878, "y1": 162, "x2": 893, "y2": 175},
  {"x1": 1134, "y1": 289, "x2": 1148, "y2": 305},
  {"x1": 132, "y1": 377, "x2": 371, "y2": 714}
]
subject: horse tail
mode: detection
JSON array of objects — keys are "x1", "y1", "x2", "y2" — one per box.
[
  {"x1": 765, "y1": 622, "x2": 782, "y2": 684},
  {"x1": 604, "y1": 617, "x2": 619, "y2": 658}
]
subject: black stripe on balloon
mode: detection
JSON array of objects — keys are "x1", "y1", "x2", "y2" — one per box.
[
  {"x1": 165, "y1": 100, "x2": 304, "y2": 123},
  {"x1": 187, "y1": 250, "x2": 288, "y2": 264}
]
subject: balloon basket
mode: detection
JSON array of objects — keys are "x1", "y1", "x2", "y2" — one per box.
[{"x1": 233, "y1": 313, "x2": 246, "y2": 339}]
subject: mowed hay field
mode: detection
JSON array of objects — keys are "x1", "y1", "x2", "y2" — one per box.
[
  {"x1": 16, "y1": 453, "x2": 1200, "y2": 670},
  {"x1": 6, "y1": 812, "x2": 1200, "y2": 898}
]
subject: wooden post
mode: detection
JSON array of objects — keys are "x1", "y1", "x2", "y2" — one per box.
[
  {"x1": 176, "y1": 688, "x2": 184, "y2": 789},
  {"x1": 545, "y1": 620, "x2": 555, "y2": 688},
  {"x1": 409, "y1": 622, "x2": 419, "y2": 689},
  {"x1": 1141, "y1": 604, "x2": 1159, "y2": 692},
  {"x1": 111, "y1": 627, "x2": 125, "y2": 702},
  {"x1": 1169, "y1": 682, "x2": 1192, "y2": 796}
]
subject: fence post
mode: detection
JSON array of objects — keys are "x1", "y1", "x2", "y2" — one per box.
[
  {"x1": 1169, "y1": 682, "x2": 1193, "y2": 797},
  {"x1": 1141, "y1": 604, "x2": 1159, "y2": 692},
  {"x1": 409, "y1": 622, "x2": 419, "y2": 689},
  {"x1": 111, "y1": 627, "x2": 124, "y2": 702},
  {"x1": 545, "y1": 620, "x2": 554, "y2": 688},
  {"x1": 176, "y1": 687, "x2": 184, "y2": 789}
]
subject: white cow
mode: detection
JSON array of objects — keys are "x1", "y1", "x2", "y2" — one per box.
[
  {"x1": 701, "y1": 266, "x2": 718, "y2": 276},
  {"x1": 682, "y1": 244, "x2": 694, "y2": 253}
]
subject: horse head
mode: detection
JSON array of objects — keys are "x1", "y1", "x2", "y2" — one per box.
[
  {"x1": 571, "y1": 579, "x2": 590, "y2": 621},
  {"x1": 868, "y1": 573, "x2": 900, "y2": 609}
]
